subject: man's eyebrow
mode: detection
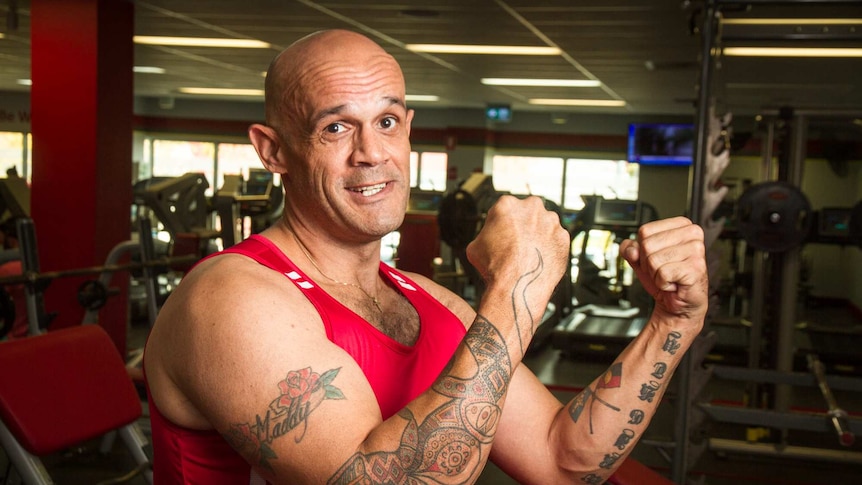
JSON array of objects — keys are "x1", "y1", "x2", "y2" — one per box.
[
  {"x1": 309, "y1": 96, "x2": 406, "y2": 127},
  {"x1": 310, "y1": 104, "x2": 347, "y2": 127},
  {"x1": 385, "y1": 96, "x2": 406, "y2": 110}
]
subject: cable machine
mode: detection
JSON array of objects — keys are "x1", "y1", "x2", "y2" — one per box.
[{"x1": 672, "y1": 1, "x2": 862, "y2": 483}]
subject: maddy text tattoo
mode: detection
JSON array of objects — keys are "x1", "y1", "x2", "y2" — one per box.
[{"x1": 223, "y1": 367, "x2": 344, "y2": 470}]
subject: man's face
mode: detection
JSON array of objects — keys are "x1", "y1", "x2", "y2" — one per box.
[{"x1": 283, "y1": 51, "x2": 414, "y2": 243}]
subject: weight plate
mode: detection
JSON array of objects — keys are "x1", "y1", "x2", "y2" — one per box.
[
  {"x1": 438, "y1": 190, "x2": 480, "y2": 249},
  {"x1": 736, "y1": 181, "x2": 812, "y2": 253},
  {"x1": 77, "y1": 279, "x2": 109, "y2": 311}
]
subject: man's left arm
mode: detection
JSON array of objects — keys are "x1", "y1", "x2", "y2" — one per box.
[{"x1": 489, "y1": 217, "x2": 708, "y2": 484}]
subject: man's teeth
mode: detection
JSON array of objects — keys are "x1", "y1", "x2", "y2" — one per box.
[{"x1": 352, "y1": 183, "x2": 386, "y2": 197}]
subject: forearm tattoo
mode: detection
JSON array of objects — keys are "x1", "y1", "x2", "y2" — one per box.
[
  {"x1": 223, "y1": 367, "x2": 345, "y2": 471},
  {"x1": 329, "y1": 317, "x2": 513, "y2": 484},
  {"x1": 512, "y1": 248, "x2": 544, "y2": 355},
  {"x1": 569, "y1": 330, "x2": 685, "y2": 483},
  {"x1": 568, "y1": 362, "x2": 623, "y2": 434}
]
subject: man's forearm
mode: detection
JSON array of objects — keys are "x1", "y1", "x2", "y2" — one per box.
[
  {"x1": 329, "y1": 268, "x2": 550, "y2": 484},
  {"x1": 550, "y1": 318, "x2": 701, "y2": 483},
  {"x1": 329, "y1": 316, "x2": 520, "y2": 484}
]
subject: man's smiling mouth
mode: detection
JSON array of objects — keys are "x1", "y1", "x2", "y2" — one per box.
[{"x1": 350, "y1": 182, "x2": 386, "y2": 197}]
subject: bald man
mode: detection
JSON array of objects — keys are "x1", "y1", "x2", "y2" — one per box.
[{"x1": 144, "y1": 29, "x2": 708, "y2": 484}]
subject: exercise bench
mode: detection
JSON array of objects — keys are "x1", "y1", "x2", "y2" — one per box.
[{"x1": 0, "y1": 324, "x2": 152, "y2": 484}]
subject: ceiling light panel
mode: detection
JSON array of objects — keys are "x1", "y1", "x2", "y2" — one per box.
[
  {"x1": 481, "y1": 78, "x2": 601, "y2": 87},
  {"x1": 134, "y1": 36, "x2": 271, "y2": 48},
  {"x1": 723, "y1": 47, "x2": 862, "y2": 57},
  {"x1": 529, "y1": 98, "x2": 626, "y2": 107},
  {"x1": 177, "y1": 87, "x2": 264, "y2": 96},
  {"x1": 405, "y1": 44, "x2": 561, "y2": 55}
]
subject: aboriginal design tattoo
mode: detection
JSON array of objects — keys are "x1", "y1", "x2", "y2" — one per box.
[
  {"x1": 568, "y1": 362, "x2": 622, "y2": 434},
  {"x1": 328, "y1": 317, "x2": 513, "y2": 484},
  {"x1": 511, "y1": 248, "x2": 544, "y2": 355},
  {"x1": 223, "y1": 367, "x2": 344, "y2": 470}
]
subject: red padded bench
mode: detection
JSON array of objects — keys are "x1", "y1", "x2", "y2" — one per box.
[{"x1": 0, "y1": 325, "x2": 152, "y2": 484}]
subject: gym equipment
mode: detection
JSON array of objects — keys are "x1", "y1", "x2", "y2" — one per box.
[
  {"x1": 849, "y1": 200, "x2": 862, "y2": 247},
  {"x1": 76, "y1": 279, "x2": 110, "y2": 311},
  {"x1": 0, "y1": 248, "x2": 197, "y2": 287},
  {"x1": 0, "y1": 174, "x2": 30, "y2": 220},
  {"x1": 567, "y1": 196, "x2": 658, "y2": 308},
  {"x1": 552, "y1": 196, "x2": 658, "y2": 359},
  {"x1": 0, "y1": 286, "x2": 14, "y2": 339},
  {"x1": 438, "y1": 173, "x2": 498, "y2": 255},
  {"x1": 0, "y1": 324, "x2": 153, "y2": 484},
  {"x1": 437, "y1": 173, "x2": 501, "y2": 299},
  {"x1": 396, "y1": 190, "x2": 446, "y2": 278},
  {"x1": 701, "y1": 358, "x2": 862, "y2": 461},
  {"x1": 736, "y1": 181, "x2": 813, "y2": 253},
  {"x1": 133, "y1": 173, "x2": 222, "y2": 260},
  {"x1": 807, "y1": 354, "x2": 854, "y2": 447},
  {"x1": 0, "y1": 217, "x2": 197, "y2": 336},
  {"x1": 437, "y1": 173, "x2": 564, "y2": 351},
  {"x1": 212, "y1": 169, "x2": 284, "y2": 248}
]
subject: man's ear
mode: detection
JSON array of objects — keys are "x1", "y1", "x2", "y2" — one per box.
[
  {"x1": 248, "y1": 123, "x2": 288, "y2": 173},
  {"x1": 405, "y1": 108, "x2": 415, "y2": 136}
]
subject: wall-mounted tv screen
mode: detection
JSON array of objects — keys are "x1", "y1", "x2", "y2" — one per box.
[{"x1": 628, "y1": 123, "x2": 695, "y2": 166}]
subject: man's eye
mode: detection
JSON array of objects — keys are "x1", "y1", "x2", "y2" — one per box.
[
  {"x1": 325, "y1": 123, "x2": 343, "y2": 134},
  {"x1": 380, "y1": 117, "x2": 397, "y2": 129}
]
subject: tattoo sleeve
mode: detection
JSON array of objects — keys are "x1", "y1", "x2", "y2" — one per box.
[{"x1": 328, "y1": 317, "x2": 513, "y2": 484}]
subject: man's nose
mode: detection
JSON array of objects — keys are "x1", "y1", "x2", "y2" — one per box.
[{"x1": 350, "y1": 127, "x2": 387, "y2": 166}]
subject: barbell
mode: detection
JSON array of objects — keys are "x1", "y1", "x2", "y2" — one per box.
[
  {"x1": 0, "y1": 254, "x2": 198, "y2": 288},
  {"x1": 0, "y1": 254, "x2": 199, "y2": 338}
]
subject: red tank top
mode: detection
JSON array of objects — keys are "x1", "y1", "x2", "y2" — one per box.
[{"x1": 146, "y1": 235, "x2": 466, "y2": 484}]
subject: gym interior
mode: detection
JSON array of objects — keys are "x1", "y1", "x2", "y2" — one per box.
[{"x1": 1, "y1": 1, "x2": 861, "y2": 484}]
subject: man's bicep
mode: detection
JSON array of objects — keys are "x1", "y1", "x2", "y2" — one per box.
[{"x1": 188, "y1": 317, "x2": 384, "y2": 482}]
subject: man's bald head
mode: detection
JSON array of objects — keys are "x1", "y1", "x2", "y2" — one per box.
[{"x1": 263, "y1": 30, "x2": 405, "y2": 136}]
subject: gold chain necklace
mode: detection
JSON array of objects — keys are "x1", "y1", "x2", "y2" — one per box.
[{"x1": 286, "y1": 224, "x2": 382, "y2": 312}]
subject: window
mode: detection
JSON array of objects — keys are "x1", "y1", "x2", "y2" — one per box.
[
  {"x1": 217, "y1": 143, "x2": 273, "y2": 189},
  {"x1": 152, "y1": 140, "x2": 216, "y2": 193},
  {"x1": 491, "y1": 155, "x2": 638, "y2": 210},
  {"x1": 0, "y1": 131, "x2": 25, "y2": 180},
  {"x1": 564, "y1": 158, "x2": 638, "y2": 210},
  {"x1": 491, "y1": 155, "x2": 564, "y2": 204},
  {"x1": 410, "y1": 151, "x2": 447, "y2": 192}
]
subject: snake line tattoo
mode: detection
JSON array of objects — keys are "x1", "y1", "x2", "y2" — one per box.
[
  {"x1": 328, "y1": 317, "x2": 513, "y2": 484},
  {"x1": 511, "y1": 248, "x2": 544, "y2": 354}
]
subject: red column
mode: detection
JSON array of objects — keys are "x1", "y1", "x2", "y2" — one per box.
[{"x1": 30, "y1": 0, "x2": 134, "y2": 352}]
